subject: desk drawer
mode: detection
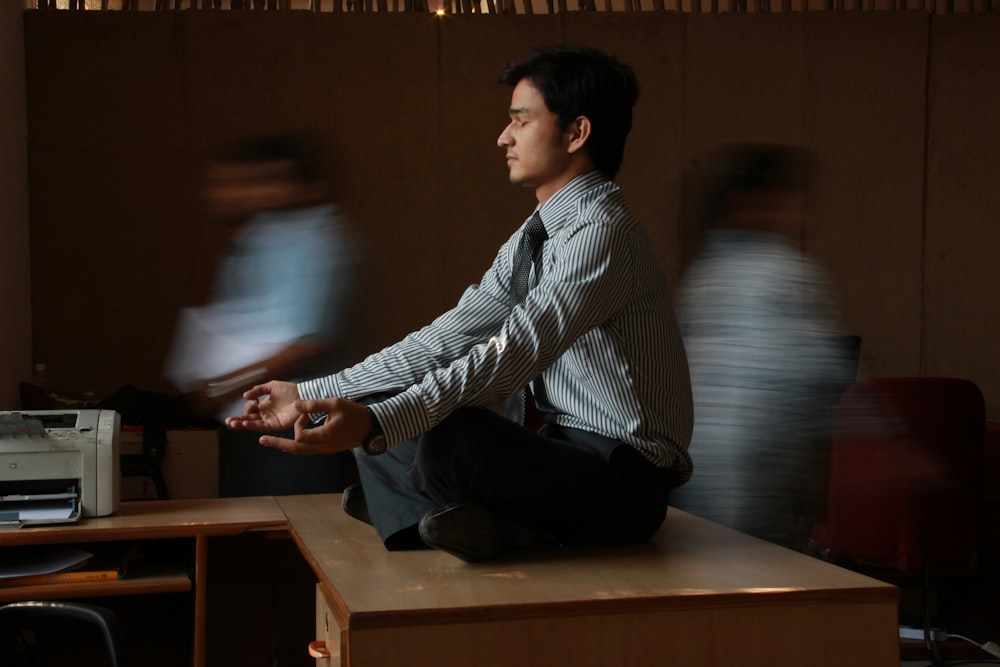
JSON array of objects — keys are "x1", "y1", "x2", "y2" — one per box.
[{"x1": 312, "y1": 584, "x2": 342, "y2": 667}]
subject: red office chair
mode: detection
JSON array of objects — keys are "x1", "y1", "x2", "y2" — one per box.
[{"x1": 809, "y1": 377, "x2": 988, "y2": 666}]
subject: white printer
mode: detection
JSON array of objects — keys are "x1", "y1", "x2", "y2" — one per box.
[{"x1": 0, "y1": 409, "x2": 120, "y2": 525}]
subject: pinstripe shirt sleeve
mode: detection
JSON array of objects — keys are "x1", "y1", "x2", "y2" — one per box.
[
  {"x1": 298, "y1": 232, "x2": 521, "y2": 438},
  {"x1": 300, "y1": 172, "x2": 693, "y2": 475}
]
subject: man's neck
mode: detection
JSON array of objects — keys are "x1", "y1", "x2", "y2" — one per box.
[{"x1": 534, "y1": 162, "x2": 596, "y2": 206}]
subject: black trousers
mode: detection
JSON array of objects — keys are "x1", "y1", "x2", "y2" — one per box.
[{"x1": 353, "y1": 406, "x2": 678, "y2": 550}]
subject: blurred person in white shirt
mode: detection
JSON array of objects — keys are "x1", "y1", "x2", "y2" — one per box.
[{"x1": 670, "y1": 143, "x2": 855, "y2": 551}]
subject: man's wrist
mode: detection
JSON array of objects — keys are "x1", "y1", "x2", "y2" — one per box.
[{"x1": 361, "y1": 406, "x2": 387, "y2": 456}]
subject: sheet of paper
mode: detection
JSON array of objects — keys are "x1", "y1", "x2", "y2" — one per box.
[
  {"x1": 163, "y1": 306, "x2": 286, "y2": 392},
  {"x1": 0, "y1": 545, "x2": 92, "y2": 579},
  {"x1": 17, "y1": 501, "x2": 76, "y2": 523}
]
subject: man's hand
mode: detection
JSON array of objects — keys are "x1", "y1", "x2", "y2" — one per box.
[
  {"x1": 224, "y1": 380, "x2": 302, "y2": 432},
  {"x1": 258, "y1": 397, "x2": 371, "y2": 456}
]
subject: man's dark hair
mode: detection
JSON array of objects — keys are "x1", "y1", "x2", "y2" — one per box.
[
  {"x1": 699, "y1": 143, "x2": 813, "y2": 228},
  {"x1": 499, "y1": 46, "x2": 639, "y2": 180},
  {"x1": 220, "y1": 131, "x2": 327, "y2": 184}
]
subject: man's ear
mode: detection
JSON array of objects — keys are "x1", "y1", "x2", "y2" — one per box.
[{"x1": 566, "y1": 116, "x2": 591, "y2": 154}]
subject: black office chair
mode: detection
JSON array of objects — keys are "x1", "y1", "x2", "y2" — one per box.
[
  {"x1": 0, "y1": 600, "x2": 128, "y2": 667},
  {"x1": 18, "y1": 381, "x2": 53, "y2": 410}
]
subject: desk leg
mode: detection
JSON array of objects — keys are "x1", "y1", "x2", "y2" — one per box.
[{"x1": 194, "y1": 534, "x2": 208, "y2": 667}]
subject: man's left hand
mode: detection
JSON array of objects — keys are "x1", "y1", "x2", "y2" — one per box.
[{"x1": 258, "y1": 397, "x2": 371, "y2": 455}]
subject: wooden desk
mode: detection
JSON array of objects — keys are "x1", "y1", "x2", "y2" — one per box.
[
  {"x1": 279, "y1": 494, "x2": 900, "y2": 667},
  {"x1": 1, "y1": 495, "x2": 902, "y2": 666},
  {"x1": 0, "y1": 496, "x2": 288, "y2": 667}
]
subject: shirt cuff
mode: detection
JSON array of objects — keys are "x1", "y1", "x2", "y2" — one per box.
[
  {"x1": 368, "y1": 389, "x2": 433, "y2": 448},
  {"x1": 299, "y1": 376, "x2": 341, "y2": 424}
]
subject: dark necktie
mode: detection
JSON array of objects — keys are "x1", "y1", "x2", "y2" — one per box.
[{"x1": 505, "y1": 211, "x2": 548, "y2": 425}]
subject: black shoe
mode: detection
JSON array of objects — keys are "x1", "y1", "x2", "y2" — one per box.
[
  {"x1": 342, "y1": 484, "x2": 372, "y2": 525},
  {"x1": 418, "y1": 503, "x2": 536, "y2": 563}
]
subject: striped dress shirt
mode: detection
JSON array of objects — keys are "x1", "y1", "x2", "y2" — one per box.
[{"x1": 300, "y1": 172, "x2": 693, "y2": 477}]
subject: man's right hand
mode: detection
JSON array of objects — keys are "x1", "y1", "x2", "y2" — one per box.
[{"x1": 224, "y1": 380, "x2": 302, "y2": 432}]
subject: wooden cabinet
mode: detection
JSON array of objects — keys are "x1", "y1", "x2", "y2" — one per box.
[
  {"x1": 281, "y1": 494, "x2": 901, "y2": 667},
  {"x1": 312, "y1": 584, "x2": 343, "y2": 667}
]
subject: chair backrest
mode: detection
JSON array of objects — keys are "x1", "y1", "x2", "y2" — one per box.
[
  {"x1": 0, "y1": 600, "x2": 127, "y2": 667},
  {"x1": 18, "y1": 381, "x2": 53, "y2": 410},
  {"x1": 813, "y1": 377, "x2": 985, "y2": 572}
]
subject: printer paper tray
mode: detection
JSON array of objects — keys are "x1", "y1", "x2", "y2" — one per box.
[{"x1": 0, "y1": 482, "x2": 81, "y2": 527}]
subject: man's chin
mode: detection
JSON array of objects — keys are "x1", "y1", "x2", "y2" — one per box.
[{"x1": 508, "y1": 173, "x2": 530, "y2": 188}]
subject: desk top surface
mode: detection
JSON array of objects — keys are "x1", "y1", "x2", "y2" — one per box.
[
  {"x1": 0, "y1": 496, "x2": 288, "y2": 546},
  {"x1": 1, "y1": 494, "x2": 898, "y2": 628},
  {"x1": 278, "y1": 493, "x2": 898, "y2": 629}
]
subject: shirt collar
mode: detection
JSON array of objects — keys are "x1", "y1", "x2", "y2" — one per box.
[{"x1": 536, "y1": 171, "x2": 610, "y2": 236}]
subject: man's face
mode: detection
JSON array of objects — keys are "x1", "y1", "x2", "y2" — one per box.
[
  {"x1": 497, "y1": 79, "x2": 573, "y2": 200},
  {"x1": 728, "y1": 189, "x2": 807, "y2": 237},
  {"x1": 202, "y1": 159, "x2": 316, "y2": 222}
]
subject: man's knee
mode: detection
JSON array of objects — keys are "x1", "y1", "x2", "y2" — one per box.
[
  {"x1": 413, "y1": 408, "x2": 465, "y2": 466},
  {"x1": 411, "y1": 407, "x2": 504, "y2": 502}
]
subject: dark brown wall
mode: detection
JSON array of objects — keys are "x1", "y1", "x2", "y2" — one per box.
[
  {"x1": 22, "y1": 11, "x2": 1000, "y2": 417},
  {"x1": 1, "y1": 2, "x2": 30, "y2": 410}
]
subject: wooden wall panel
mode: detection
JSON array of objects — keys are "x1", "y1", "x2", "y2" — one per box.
[
  {"x1": 436, "y1": 15, "x2": 563, "y2": 316},
  {"x1": 925, "y1": 15, "x2": 1000, "y2": 417},
  {"x1": 683, "y1": 14, "x2": 807, "y2": 152},
  {"x1": 804, "y1": 13, "x2": 929, "y2": 381},
  {"x1": 20, "y1": 11, "x2": 1000, "y2": 419},
  {"x1": 565, "y1": 13, "x2": 687, "y2": 285},
  {"x1": 182, "y1": 13, "x2": 441, "y2": 361},
  {"x1": 0, "y1": 1, "x2": 30, "y2": 410},
  {"x1": 680, "y1": 13, "x2": 806, "y2": 269},
  {"x1": 25, "y1": 12, "x2": 191, "y2": 398}
]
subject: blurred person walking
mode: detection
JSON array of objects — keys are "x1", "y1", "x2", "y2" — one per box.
[
  {"x1": 670, "y1": 143, "x2": 855, "y2": 551},
  {"x1": 165, "y1": 131, "x2": 364, "y2": 494}
]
